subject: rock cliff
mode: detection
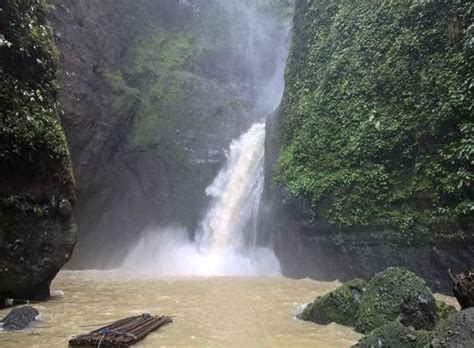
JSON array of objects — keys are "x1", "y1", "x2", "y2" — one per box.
[
  {"x1": 262, "y1": 0, "x2": 473, "y2": 292},
  {"x1": 0, "y1": 0, "x2": 76, "y2": 303}
]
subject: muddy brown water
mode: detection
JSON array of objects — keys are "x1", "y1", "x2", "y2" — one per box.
[
  {"x1": 1, "y1": 271, "x2": 459, "y2": 348},
  {"x1": 0, "y1": 271, "x2": 366, "y2": 347}
]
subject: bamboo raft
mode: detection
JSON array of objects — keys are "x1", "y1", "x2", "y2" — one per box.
[{"x1": 69, "y1": 314, "x2": 172, "y2": 347}]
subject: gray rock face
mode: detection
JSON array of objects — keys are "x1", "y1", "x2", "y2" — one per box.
[
  {"x1": 0, "y1": 208, "x2": 75, "y2": 302},
  {"x1": 1, "y1": 306, "x2": 40, "y2": 331},
  {"x1": 354, "y1": 321, "x2": 431, "y2": 348},
  {"x1": 430, "y1": 308, "x2": 474, "y2": 347},
  {"x1": 49, "y1": 0, "x2": 145, "y2": 267}
]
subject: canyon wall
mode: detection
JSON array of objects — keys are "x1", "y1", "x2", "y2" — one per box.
[
  {"x1": 263, "y1": 0, "x2": 473, "y2": 292},
  {"x1": 0, "y1": 0, "x2": 76, "y2": 302}
]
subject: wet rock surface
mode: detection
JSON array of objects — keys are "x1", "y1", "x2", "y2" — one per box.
[
  {"x1": 353, "y1": 321, "x2": 431, "y2": 348},
  {"x1": 0, "y1": 1, "x2": 76, "y2": 303},
  {"x1": 299, "y1": 268, "x2": 438, "y2": 334},
  {"x1": 1, "y1": 306, "x2": 40, "y2": 331},
  {"x1": 298, "y1": 279, "x2": 367, "y2": 326},
  {"x1": 355, "y1": 268, "x2": 437, "y2": 333},
  {"x1": 300, "y1": 268, "x2": 474, "y2": 347},
  {"x1": 353, "y1": 304, "x2": 474, "y2": 347},
  {"x1": 430, "y1": 308, "x2": 474, "y2": 347}
]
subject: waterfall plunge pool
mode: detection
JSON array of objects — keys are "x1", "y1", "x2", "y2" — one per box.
[{"x1": 0, "y1": 271, "x2": 362, "y2": 347}]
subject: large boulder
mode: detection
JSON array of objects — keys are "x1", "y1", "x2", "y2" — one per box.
[
  {"x1": 298, "y1": 279, "x2": 367, "y2": 326},
  {"x1": 355, "y1": 268, "x2": 437, "y2": 333},
  {"x1": 430, "y1": 308, "x2": 474, "y2": 347},
  {"x1": 354, "y1": 321, "x2": 431, "y2": 348},
  {"x1": 1, "y1": 306, "x2": 40, "y2": 331},
  {"x1": 0, "y1": 1, "x2": 76, "y2": 303}
]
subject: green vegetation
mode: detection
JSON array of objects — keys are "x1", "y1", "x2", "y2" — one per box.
[
  {"x1": 0, "y1": 0, "x2": 76, "y2": 300},
  {"x1": 0, "y1": 0, "x2": 75, "y2": 198},
  {"x1": 298, "y1": 278, "x2": 366, "y2": 326},
  {"x1": 435, "y1": 299, "x2": 457, "y2": 320},
  {"x1": 98, "y1": 6, "x2": 216, "y2": 155},
  {"x1": 356, "y1": 321, "x2": 431, "y2": 348},
  {"x1": 119, "y1": 26, "x2": 207, "y2": 150},
  {"x1": 276, "y1": 0, "x2": 473, "y2": 237},
  {"x1": 355, "y1": 267, "x2": 437, "y2": 333},
  {"x1": 99, "y1": 0, "x2": 293, "y2": 156},
  {"x1": 300, "y1": 268, "x2": 458, "y2": 346}
]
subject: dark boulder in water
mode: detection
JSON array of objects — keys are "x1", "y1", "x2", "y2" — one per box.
[
  {"x1": 1, "y1": 306, "x2": 40, "y2": 331},
  {"x1": 299, "y1": 268, "x2": 439, "y2": 334},
  {"x1": 353, "y1": 321, "x2": 431, "y2": 348},
  {"x1": 298, "y1": 278, "x2": 367, "y2": 326},
  {"x1": 355, "y1": 267, "x2": 438, "y2": 333}
]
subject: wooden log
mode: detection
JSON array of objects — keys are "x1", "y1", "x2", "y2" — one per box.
[
  {"x1": 133, "y1": 316, "x2": 173, "y2": 341},
  {"x1": 448, "y1": 269, "x2": 474, "y2": 309},
  {"x1": 69, "y1": 314, "x2": 172, "y2": 347}
]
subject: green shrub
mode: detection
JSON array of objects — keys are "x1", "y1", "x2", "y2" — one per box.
[{"x1": 275, "y1": 0, "x2": 473, "y2": 237}]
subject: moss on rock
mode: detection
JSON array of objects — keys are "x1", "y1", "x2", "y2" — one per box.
[
  {"x1": 355, "y1": 268, "x2": 437, "y2": 333},
  {"x1": 275, "y1": 0, "x2": 473, "y2": 237},
  {"x1": 0, "y1": 0, "x2": 76, "y2": 302},
  {"x1": 0, "y1": 0, "x2": 75, "y2": 198},
  {"x1": 111, "y1": 24, "x2": 210, "y2": 152},
  {"x1": 298, "y1": 279, "x2": 367, "y2": 326},
  {"x1": 354, "y1": 321, "x2": 431, "y2": 348},
  {"x1": 435, "y1": 299, "x2": 457, "y2": 321}
]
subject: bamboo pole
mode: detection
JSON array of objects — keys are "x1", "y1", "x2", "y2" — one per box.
[{"x1": 69, "y1": 314, "x2": 173, "y2": 347}]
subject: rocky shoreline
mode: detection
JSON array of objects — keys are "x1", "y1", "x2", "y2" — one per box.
[{"x1": 298, "y1": 267, "x2": 473, "y2": 347}]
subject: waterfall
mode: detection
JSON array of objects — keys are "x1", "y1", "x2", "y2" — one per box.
[
  {"x1": 197, "y1": 123, "x2": 265, "y2": 253},
  {"x1": 120, "y1": 122, "x2": 281, "y2": 276},
  {"x1": 120, "y1": 2, "x2": 291, "y2": 277}
]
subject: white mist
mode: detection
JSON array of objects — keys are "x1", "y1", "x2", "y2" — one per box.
[
  {"x1": 121, "y1": 1, "x2": 291, "y2": 277},
  {"x1": 121, "y1": 124, "x2": 281, "y2": 276}
]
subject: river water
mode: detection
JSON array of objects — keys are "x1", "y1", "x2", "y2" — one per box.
[{"x1": 0, "y1": 271, "x2": 362, "y2": 347}]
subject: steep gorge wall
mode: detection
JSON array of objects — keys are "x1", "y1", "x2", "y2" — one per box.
[
  {"x1": 263, "y1": 0, "x2": 473, "y2": 291},
  {"x1": 0, "y1": 0, "x2": 76, "y2": 302},
  {"x1": 50, "y1": 0, "x2": 288, "y2": 267}
]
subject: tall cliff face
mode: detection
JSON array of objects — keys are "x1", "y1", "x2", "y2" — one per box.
[
  {"x1": 0, "y1": 0, "x2": 76, "y2": 302},
  {"x1": 50, "y1": 0, "x2": 289, "y2": 267},
  {"x1": 263, "y1": 0, "x2": 473, "y2": 291}
]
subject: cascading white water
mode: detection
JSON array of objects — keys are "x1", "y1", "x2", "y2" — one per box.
[
  {"x1": 197, "y1": 123, "x2": 265, "y2": 253},
  {"x1": 120, "y1": 124, "x2": 282, "y2": 276},
  {"x1": 120, "y1": 122, "x2": 281, "y2": 276}
]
